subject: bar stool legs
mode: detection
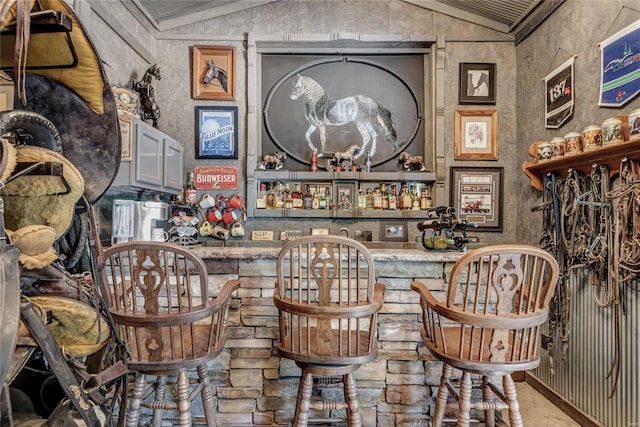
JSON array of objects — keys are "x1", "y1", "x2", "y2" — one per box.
[
  {"x1": 293, "y1": 366, "x2": 364, "y2": 427},
  {"x1": 432, "y1": 363, "x2": 452, "y2": 427}
]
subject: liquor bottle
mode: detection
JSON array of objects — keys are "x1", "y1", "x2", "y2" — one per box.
[
  {"x1": 266, "y1": 183, "x2": 276, "y2": 209},
  {"x1": 256, "y1": 183, "x2": 267, "y2": 209},
  {"x1": 318, "y1": 188, "x2": 328, "y2": 209},
  {"x1": 420, "y1": 189, "x2": 433, "y2": 210},
  {"x1": 303, "y1": 186, "x2": 314, "y2": 209},
  {"x1": 184, "y1": 172, "x2": 197, "y2": 205},
  {"x1": 310, "y1": 150, "x2": 318, "y2": 172},
  {"x1": 401, "y1": 184, "x2": 412, "y2": 210},
  {"x1": 388, "y1": 184, "x2": 397, "y2": 210},
  {"x1": 312, "y1": 187, "x2": 320, "y2": 209},
  {"x1": 364, "y1": 151, "x2": 372, "y2": 172},
  {"x1": 292, "y1": 183, "x2": 304, "y2": 209},
  {"x1": 283, "y1": 182, "x2": 294, "y2": 209},
  {"x1": 411, "y1": 185, "x2": 420, "y2": 210},
  {"x1": 373, "y1": 187, "x2": 383, "y2": 209},
  {"x1": 275, "y1": 182, "x2": 284, "y2": 209},
  {"x1": 380, "y1": 184, "x2": 389, "y2": 210},
  {"x1": 357, "y1": 188, "x2": 367, "y2": 210},
  {"x1": 365, "y1": 189, "x2": 374, "y2": 210}
]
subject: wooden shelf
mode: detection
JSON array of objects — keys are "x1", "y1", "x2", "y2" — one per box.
[{"x1": 522, "y1": 138, "x2": 640, "y2": 191}]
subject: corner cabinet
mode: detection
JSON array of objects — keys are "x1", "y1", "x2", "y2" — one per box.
[
  {"x1": 522, "y1": 139, "x2": 640, "y2": 191},
  {"x1": 247, "y1": 170, "x2": 437, "y2": 219},
  {"x1": 112, "y1": 117, "x2": 184, "y2": 194}
]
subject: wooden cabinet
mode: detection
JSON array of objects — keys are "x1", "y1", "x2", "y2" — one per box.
[
  {"x1": 113, "y1": 117, "x2": 184, "y2": 194},
  {"x1": 248, "y1": 170, "x2": 436, "y2": 219},
  {"x1": 522, "y1": 139, "x2": 640, "y2": 191}
]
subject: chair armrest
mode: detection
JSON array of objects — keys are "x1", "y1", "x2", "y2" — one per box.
[
  {"x1": 209, "y1": 279, "x2": 241, "y2": 309},
  {"x1": 373, "y1": 283, "x2": 386, "y2": 304},
  {"x1": 411, "y1": 279, "x2": 440, "y2": 309}
]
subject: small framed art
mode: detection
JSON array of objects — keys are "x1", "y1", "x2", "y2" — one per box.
[
  {"x1": 333, "y1": 181, "x2": 356, "y2": 210},
  {"x1": 379, "y1": 221, "x2": 408, "y2": 242},
  {"x1": 195, "y1": 106, "x2": 238, "y2": 159},
  {"x1": 192, "y1": 45, "x2": 235, "y2": 100},
  {"x1": 459, "y1": 62, "x2": 496, "y2": 104},
  {"x1": 454, "y1": 109, "x2": 498, "y2": 160},
  {"x1": 450, "y1": 167, "x2": 503, "y2": 231}
]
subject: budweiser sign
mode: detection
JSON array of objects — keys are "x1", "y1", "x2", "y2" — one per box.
[{"x1": 194, "y1": 166, "x2": 239, "y2": 190}]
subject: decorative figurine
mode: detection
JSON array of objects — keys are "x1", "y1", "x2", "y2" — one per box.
[
  {"x1": 398, "y1": 152, "x2": 426, "y2": 171},
  {"x1": 131, "y1": 64, "x2": 161, "y2": 128},
  {"x1": 259, "y1": 152, "x2": 287, "y2": 170},
  {"x1": 331, "y1": 144, "x2": 361, "y2": 170}
]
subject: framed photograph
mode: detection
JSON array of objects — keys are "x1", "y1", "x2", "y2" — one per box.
[
  {"x1": 454, "y1": 109, "x2": 498, "y2": 160},
  {"x1": 192, "y1": 45, "x2": 235, "y2": 100},
  {"x1": 333, "y1": 181, "x2": 356, "y2": 210},
  {"x1": 379, "y1": 221, "x2": 408, "y2": 242},
  {"x1": 450, "y1": 167, "x2": 503, "y2": 231},
  {"x1": 195, "y1": 106, "x2": 238, "y2": 159},
  {"x1": 459, "y1": 62, "x2": 496, "y2": 104}
]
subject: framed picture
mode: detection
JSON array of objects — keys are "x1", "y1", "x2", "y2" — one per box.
[
  {"x1": 459, "y1": 62, "x2": 496, "y2": 104},
  {"x1": 195, "y1": 106, "x2": 238, "y2": 159},
  {"x1": 379, "y1": 221, "x2": 408, "y2": 242},
  {"x1": 454, "y1": 109, "x2": 498, "y2": 160},
  {"x1": 333, "y1": 181, "x2": 355, "y2": 210},
  {"x1": 450, "y1": 167, "x2": 503, "y2": 231},
  {"x1": 192, "y1": 45, "x2": 235, "y2": 100}
]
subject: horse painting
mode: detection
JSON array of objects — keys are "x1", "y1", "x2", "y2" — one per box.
[
  {"x1": 132, "y1": 64, "x2": 161, "y2": 128},
  {"x1": 467, "y1": 70, "x2": 490, "y2": 97},
  {"x1": 289, "y1": 74, "x2": 399, "y2": 158},
  {"x1": 203, "y1": 59, "x2": 228, "y2": 92}
]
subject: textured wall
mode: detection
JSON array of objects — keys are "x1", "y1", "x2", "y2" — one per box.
[
  {"x1": 516, "y1": 0, "x2": 640, "y2": 245},
  {"x1": 152, "y1": 0, "x2": 517, "y2": 246}
]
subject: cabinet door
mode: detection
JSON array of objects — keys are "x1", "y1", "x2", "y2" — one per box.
[
  {"x1": 163, "y1": 137, "x2": 184, "y2": 192},
  {"x1": 134, "y1": 123, "x2": 163, "y2": 188}
]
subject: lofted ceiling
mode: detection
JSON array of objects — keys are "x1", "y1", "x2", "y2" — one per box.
[{"x1": 134, "y1": 0, "x2": 564, "y2": 43}]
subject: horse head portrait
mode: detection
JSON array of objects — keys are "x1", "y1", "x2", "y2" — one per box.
[
  {"x1": 203, "y1": 59, "x2": 228, "y2": 92},
  {"x1": 132, "y1": 64, "x2": 161, "y2": 128},
  {"x1": 289, "y1": 73, "x2": 399, "y2": 158}
]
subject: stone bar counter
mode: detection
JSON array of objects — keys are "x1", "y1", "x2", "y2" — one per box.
[{"x1": 189, "y1": 243, "x2": 463, "y2": 426}]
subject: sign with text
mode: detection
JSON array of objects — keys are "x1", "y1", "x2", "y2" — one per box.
[
  {"x1": 544, "y1": 56, "x2": 575, "y2": 129},
  {"x1": 599, "y1": 19, "x2": 640, "y2": 107},
  {"x1": 194, "y1": 166, "x2": 239, "y2": 190}
]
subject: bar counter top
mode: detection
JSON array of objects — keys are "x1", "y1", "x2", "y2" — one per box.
[{"x1": 190, "y1": 242, "x2": 464, "y2": 262}]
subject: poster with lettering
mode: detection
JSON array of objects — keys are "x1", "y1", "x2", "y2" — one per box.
[
  {"x1": 194, "y1": 166, "x2": 239, "y2": 189},
  {"x1": 544, "y1": 56, "x2": 575, "y2": 129},
  {"x1": 599, "y1": 19, "x2": 640, "y2": 107},
  {"x1": 195, "y1": 106, "x2": 238, "y2": 159}
]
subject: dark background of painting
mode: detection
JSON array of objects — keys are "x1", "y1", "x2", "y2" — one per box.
[{"x1": 260, "y1": 54, "x2": 425, "y2": 170}]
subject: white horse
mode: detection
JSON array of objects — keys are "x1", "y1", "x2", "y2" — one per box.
[{"x1": 289, "y1": 73, "x2": 398, "y2": 158}]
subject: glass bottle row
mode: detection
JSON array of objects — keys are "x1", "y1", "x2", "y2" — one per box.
[{"x1": 256, "y1": 181, "x2": 433, "y2": 210}]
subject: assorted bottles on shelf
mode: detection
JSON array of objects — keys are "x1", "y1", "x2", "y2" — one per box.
[{"x1": 256, "y1": 181, "x2": 433, "y2": 210}]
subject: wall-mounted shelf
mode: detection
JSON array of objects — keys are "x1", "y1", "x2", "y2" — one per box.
[
  {"x1": 248, "y1": 170, "x2": 436, "y2": 219},
  {"x1": 522, "y1": 139, "x2": 640, "y2": 191}
]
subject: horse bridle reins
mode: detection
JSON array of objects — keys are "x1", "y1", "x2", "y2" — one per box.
[{"x1": 535, "y1": 159, "x2": 640, "y2": 397}]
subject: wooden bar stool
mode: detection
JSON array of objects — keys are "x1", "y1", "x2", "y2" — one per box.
[
  {"x1": 412, "y1": 245, "x2": 559, "y2": 427},
  {"x1": 274, "y1": 235, "x2": 385, "y2": 426},
  {"x1": 99, "y1": 241, "x2": 239, "y2": 427}
]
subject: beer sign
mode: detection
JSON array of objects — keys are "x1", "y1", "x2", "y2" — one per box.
[{"x1": 194, "y1": 166, "x2": 239, "y2": 190}]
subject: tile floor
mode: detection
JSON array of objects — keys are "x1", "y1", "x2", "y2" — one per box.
[{"x1": 515, "y1": 381, "x2": 581, "y2": 427}]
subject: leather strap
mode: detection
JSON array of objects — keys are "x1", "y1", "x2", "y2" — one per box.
[{"x1": 20, "y1": 302, "x2": 102, "y2": 427}]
